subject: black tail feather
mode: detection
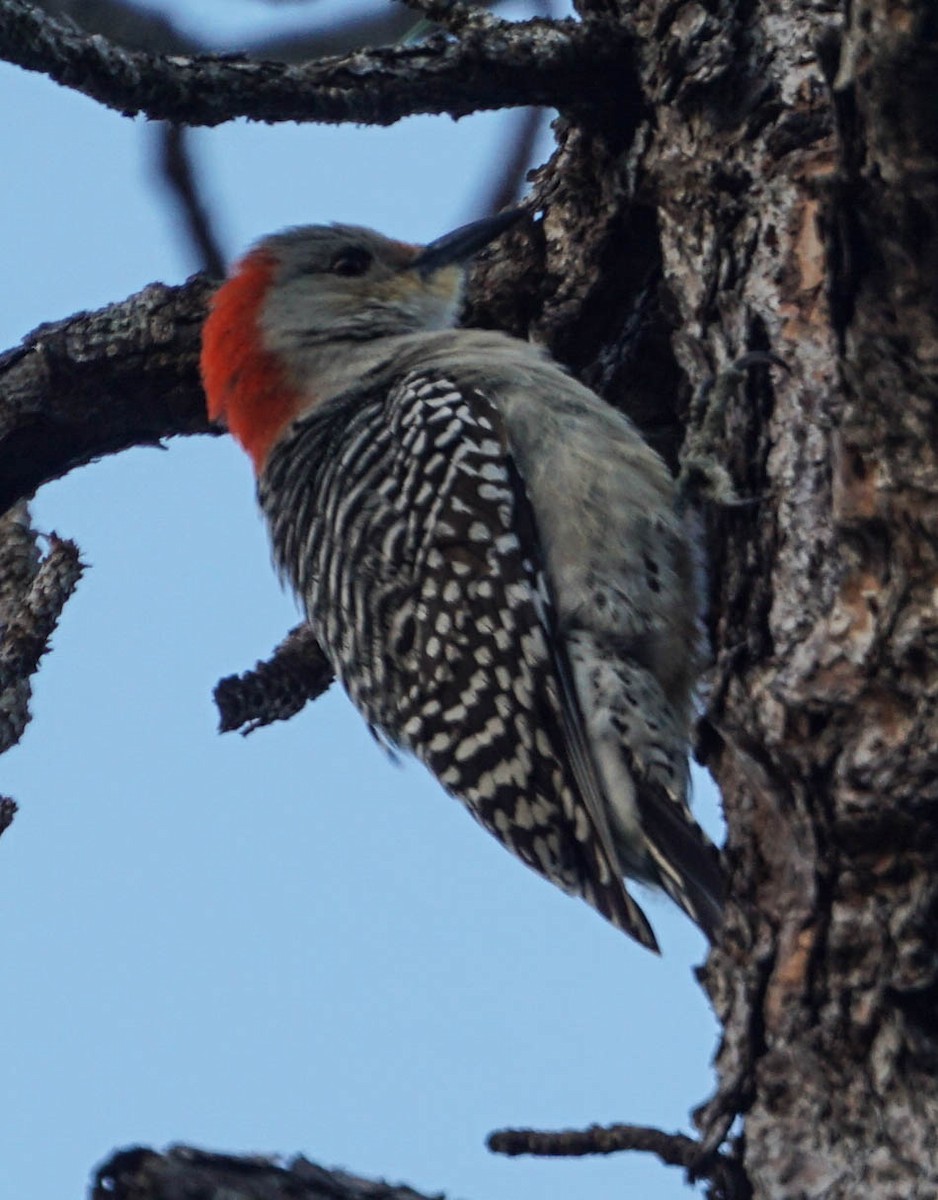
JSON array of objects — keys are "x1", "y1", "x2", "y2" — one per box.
[{"x1": 636, "y1": 787, "x2": 725, "y2": 943}]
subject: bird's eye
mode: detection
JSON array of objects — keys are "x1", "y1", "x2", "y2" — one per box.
[{"x1": 328, "y1": 247, "x2": 373, "y2": 277}]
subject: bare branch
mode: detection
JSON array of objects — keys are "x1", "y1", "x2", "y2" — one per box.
[
  {"x1": 93, "y1": 1144, "x2": 450, "y2": 1200},
  {"x1": 0, "y1": 532, "x2": 82, "y2": 694},
  {"x1": 214, "y1": 623, "x2": 335, "y2": 735},
  {"x1": 488, "y1": 1120, "x2": 702, "y2": 1160},
  {"x1": 0, "y1": 504, "x2": 83, "y2": 753},
  {"x1": 0, "y1": 275, "x2": 216, "y2": 515},
  {"x1": 487, "y1": 1123, "x2": 748, "y2": 1200},
  {"x1": 35, "y1": 7, "x2": 230, "y2": 279},
  {"x1": 0, "y1": 1, "x2": 636, "y2": 127}
]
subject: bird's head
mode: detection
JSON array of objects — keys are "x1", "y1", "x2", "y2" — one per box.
[{"x1": 201, "y1": 211, "x2": 523, "y2": 472}]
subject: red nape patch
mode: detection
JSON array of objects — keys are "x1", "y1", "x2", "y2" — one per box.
[{"x1": 200, "y1": 249, "x2": 305, "y2": 473}]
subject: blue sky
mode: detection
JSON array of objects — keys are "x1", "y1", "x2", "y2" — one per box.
[{"x1": 1, "y1": 5, "x2": 723, "y2": 1199}]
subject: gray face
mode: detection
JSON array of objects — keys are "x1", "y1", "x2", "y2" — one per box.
[
  {"x1": 266, "y1": 224, "x2": 418, "y2": 285},
  {"x1": 258, "y1": 224, "x2": 465, "y2": 350}
]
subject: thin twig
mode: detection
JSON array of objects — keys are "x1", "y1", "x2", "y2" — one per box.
[
  {"x1": 479, "y1": 105, "x2": 547, "y2": 213},
  {"x1": 487, "y1": 1123, "x2": 749, "y2": 1200},
  {"x1": 0, "y1": 1, "x2": 635, "y2": 128},
  {"x1": 488, "y1": 1121, "x2": 701, "y2": 1160},
  {"x1": 156, "y1": 124, "x2": 226, "y2": 277}
]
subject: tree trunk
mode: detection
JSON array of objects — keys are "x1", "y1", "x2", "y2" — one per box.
[
  {"x1": 482, "y1": 2, "x2": 938, "y2": 1195},
  {"x1": 478, "y1": 0, "x2": 938, "y2": 1194}
]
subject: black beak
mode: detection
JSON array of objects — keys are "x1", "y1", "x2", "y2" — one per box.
[{"x1": 412, "y1": 209, "x2": 526, "y2": 277}]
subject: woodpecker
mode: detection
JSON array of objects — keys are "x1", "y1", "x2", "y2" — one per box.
[{"x1": 201, "y1": 211, "x2": 724, "y2": 951}]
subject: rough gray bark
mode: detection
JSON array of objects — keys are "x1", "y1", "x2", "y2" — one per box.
[
  {"x1": 0, "y1": 277, "x2": 215, "y2": 513},
  {"x1": 2, "y1": 1, "x2": 937, "y2": 1198},
  {"x1": 584, "y1": 1, "x2": 938, "y2": 1196}
]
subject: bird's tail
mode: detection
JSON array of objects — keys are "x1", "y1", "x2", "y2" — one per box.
[{"x1": 637, "y1": 787, "x2": 725, "y2": 943}]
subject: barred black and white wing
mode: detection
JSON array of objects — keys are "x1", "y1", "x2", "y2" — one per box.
[{"x1": 261, "y1": 369, "x2": 661, "y2": 949}]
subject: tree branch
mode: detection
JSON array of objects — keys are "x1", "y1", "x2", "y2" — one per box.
[
  {"x1": 214, "y1": 623, "x2": 335, "y2": 735},
  {"x1": 0, "y1": 275, "x2": 216, "y2": 515},
  {"x1": 93, "y1": 1144, "x2": 450, "y2": 1200},
  {"x1": 0, "y1": 503, "x2": 83, "y2": 753},
  {"x1": 154, "y1": 123, "x2": 226, "y2": 277},
  {"x1": 0, "y1": 0, "x2": 636, "y2": 127},
  {"x1": 0, "y1": 531, "x2": 82, "y2": 695},
  {"x1": 487, "y1": 1123, "x2": 748, "y2": 1200}
]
